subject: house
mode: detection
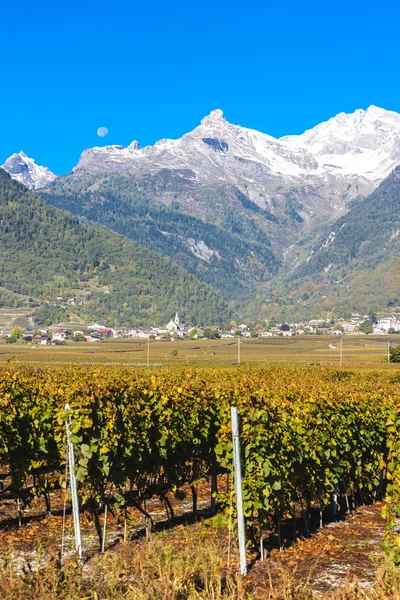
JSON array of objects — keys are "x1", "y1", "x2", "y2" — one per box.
[
  {"x1": 52, "y1": 332, "x2": 66, "y2": 342},
  {"x1": 32, "y1": 334, "x2": 51, "y2": 345},
  {"x1": 376, "y1": 317, "x2": 400, "y2": 333},
  {"x1": 96, "y1": 327, "x2": 113, "y2": 338},
  {"x1": 339, "y1": 322, "x2": 356, "y2": 333},
  {"x1": 87, "y1": 324, "x2": 114, "y2": 338}
]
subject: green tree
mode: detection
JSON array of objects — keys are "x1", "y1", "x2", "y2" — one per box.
[
  {"x1": 390, "y1": 344, "x2": 400, "y2": 362},
  {"x1": 10, "y1": 327, "x2": 23, "y2": 340},
  {"x1": 359, "y1": 320, "x2": 373, "y2": 334},
  {"x1": 368, "y1": 311, "x2": 378, "y2": 324},
  {"x1": 71, "y1": 332, "x2": 85, "y2": 342},
  {"x1": 202, "y1": 328, "x2": 220, "y2": 339}
]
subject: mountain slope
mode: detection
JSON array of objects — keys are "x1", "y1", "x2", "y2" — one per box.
[
  {"x1": 247, "y1": 168, "x2": 400, "y2": 321},
  {"x1": 0, "y1": 169, "x2": 229, "y2": 326},
  {"x1": 42, "y1": 170, "x2": 281, "y2": 299},
  {"x1": 36, "y1": 106, "x2": 400, "y2": 300},
  {"x1": 298, "y1": 166, "x2": 400, "y2": 277},
  {"x1": 2, "y1": 152, "x2": 56, "y2": 190}
]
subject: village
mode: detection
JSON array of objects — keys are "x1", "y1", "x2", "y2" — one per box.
[{"x1": 0, "y1": 310, "x2": 399, "y2": 346}]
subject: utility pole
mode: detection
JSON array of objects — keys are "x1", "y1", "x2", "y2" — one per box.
[
  {"x1": 388, "y1": 340, "x2": 391, "y2": 364},
  {"x1": 238, "y1": 336, "x2": 241, "y2": 364},
  {"x1": 340, "y1": 336, "x2": 343, "y2": 367},
  {"x1": 147, "y1": 336, "x2": 150, "y2": 367},
  {"x1": 230, "y1": 406, "x2": 247, "y2": 575},
  {"x1": 65, "y1": 404, "x2": 83, "y2": 559}
]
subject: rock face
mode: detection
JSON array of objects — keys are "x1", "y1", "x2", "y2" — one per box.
[
  {"x1": 2, "y1": 152, "x2": 56, "y2": 190},
  {"x1": 71, "y1": 106, "x2": 400, "y2": 221}
]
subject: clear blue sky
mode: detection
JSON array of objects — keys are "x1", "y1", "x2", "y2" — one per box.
[{"x1": 2, "y1": 0, "x2": 400, "y2": 174}]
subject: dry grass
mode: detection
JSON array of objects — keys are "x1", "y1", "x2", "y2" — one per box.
[{"x1": 1, "y1": 525, "x2": 400, "y2": 600}]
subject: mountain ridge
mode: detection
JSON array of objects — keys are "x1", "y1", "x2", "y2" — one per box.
[
  {"x1": 5, "y1": 104, "x2": 400, "y2": 212},
  {"x1": 3, "y1": 106, "x2": 400, "y2": 321}
]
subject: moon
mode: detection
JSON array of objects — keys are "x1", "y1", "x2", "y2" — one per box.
[{"x1": 97, "y1": 126, "x2": 108, "y2": 137}]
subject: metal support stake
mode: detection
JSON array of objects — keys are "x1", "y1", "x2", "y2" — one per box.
[
  {"x1": 210, "y1": 451, "x2": 218, "y2": 515},
  {"x1": 65, "y1": 404, "x2": 83, "y2": 559},
  {"x1": 231, "y1": 406, "x2": 247, "y2": 575},
  {"x1": 102, "y1": 503, "x2": 107, "y2": 553}
]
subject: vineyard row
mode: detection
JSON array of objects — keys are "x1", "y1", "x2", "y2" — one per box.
[{"x1": 0, "y1": 365, "x2": 399, "y2": 557}]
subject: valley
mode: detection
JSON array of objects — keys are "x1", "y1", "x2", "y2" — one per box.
[{"x1": 2, "y1": 105, "x2": 400, "y2": 324}]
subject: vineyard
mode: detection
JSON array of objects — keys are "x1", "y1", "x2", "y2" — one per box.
[{"x1": 1, "y1": 364, "x2": 400, "y2": 596}]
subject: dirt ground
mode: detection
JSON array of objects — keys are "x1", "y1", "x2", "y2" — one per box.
[
  {"x1": 247, "y1": 502, "x2": 386, "y2": 596},
  {"x1": 0, "y1": 471, "x2": 388, "y2": 597}
]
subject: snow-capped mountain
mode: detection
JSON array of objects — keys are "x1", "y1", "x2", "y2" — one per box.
[
  {"x1": 38, "y1": 106, "x2": 400, "y2": 314},
  {"x1": 2, "y1": 151, "x2": 56, "y2": 190},
  {"x1": 72, "y1": 106, "x2": 400, "y2": 220},
  {"x1": 74, "y1": 109, "x2": 319, "y2": 180},
  {"x1": 5, "y1": 106, "x2": 400, "y2": 215},
  {"x1": 283, "y1": 105, "x2": 400, "y2": 181}
]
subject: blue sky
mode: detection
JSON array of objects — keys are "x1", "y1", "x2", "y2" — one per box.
[{"x1": 2, "y1": 0, "x2": 400, "y2": 174}]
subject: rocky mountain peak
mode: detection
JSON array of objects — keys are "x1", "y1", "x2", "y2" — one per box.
[
  {"x1": 129, "y1": 140, "x2": 140, "y2": 150},
  {"x1": 200, "y1": 109, "x2": 226, "y2": 126},
  {"x1": 2, "y1": 152, "x2": 56, "y2": 190}
]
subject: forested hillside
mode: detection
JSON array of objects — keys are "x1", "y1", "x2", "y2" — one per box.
[
  {"x1": 41, "y1": 171, "x2": 282, "y2": 299},
  {"x1": 0, "y1": 169, "x2": 229, "y2": 326}
]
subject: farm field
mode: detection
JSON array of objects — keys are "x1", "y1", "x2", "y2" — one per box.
[
  {"x1": 0, "y1": 364, "x2": 400, "y2": 598},
  {"x1": 0, "y1": 334, "x2": 398, "y2": 366}
]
